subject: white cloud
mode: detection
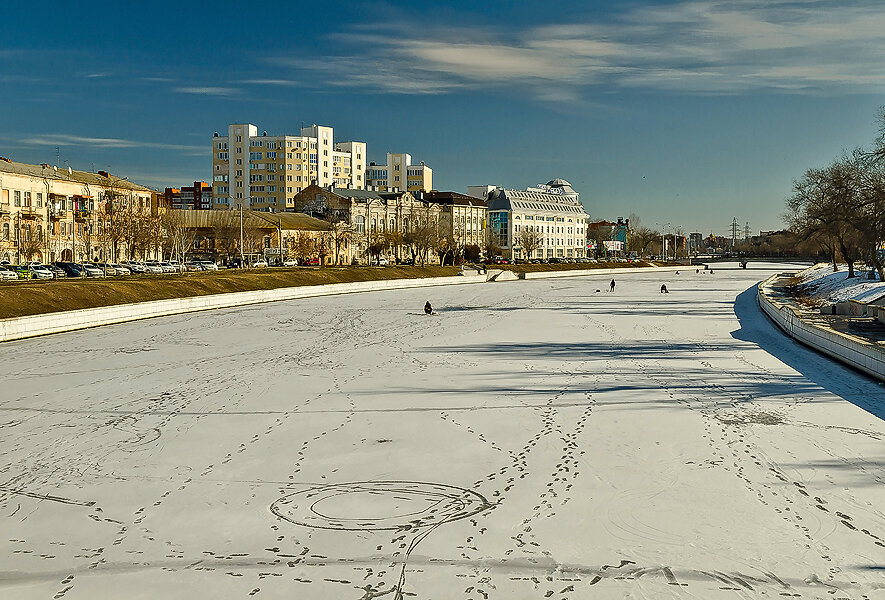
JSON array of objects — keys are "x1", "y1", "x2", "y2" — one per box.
[
  {"x1": 274, "y1": 0, "x2": 885, "y2": 99},
  {"x1": 174, "y1": 86, "x2": 239, "y2": 96},
  {"x1": 21, "y1": 134, "x2": 204, "y2": 153}
]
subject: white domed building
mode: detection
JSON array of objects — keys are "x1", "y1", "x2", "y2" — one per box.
[{"x1": 472, "y1": 179, "x2": 589, "y2": 261}]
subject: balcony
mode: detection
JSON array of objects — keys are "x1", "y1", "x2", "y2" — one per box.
[
  {"x1": 50, "y1": 209, "x2": 67, "y2": 220},
  {"x1": 19, "y1": 208, "x2": 40, "y2": 220}
]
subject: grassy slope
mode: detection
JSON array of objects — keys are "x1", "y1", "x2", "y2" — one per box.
[{"x1": 0, "y1": 261, "x2": 653, "y2": 320}]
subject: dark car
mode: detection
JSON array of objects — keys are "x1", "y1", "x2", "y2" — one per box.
[
  {"x1": 398, "y1": 258, "x2": 415, "y2": 266},
  {"x1": 55, "y1": 262, "x2": 85, "y2": 277}
]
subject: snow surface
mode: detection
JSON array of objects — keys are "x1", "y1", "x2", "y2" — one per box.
[
  {"x1": 2, "y1": 262, "x2": 884, "y2": 600},
  {"x1": 797, "y1": 263, "x2": 885, "y2": 305}
]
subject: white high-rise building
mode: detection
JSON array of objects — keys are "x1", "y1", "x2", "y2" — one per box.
[
  {"x1": 212, "y1": 123, "x2": 366, "y2": 212},
  {"x1": 367, "y1": 152, "x2": 432, "y2": 193}
]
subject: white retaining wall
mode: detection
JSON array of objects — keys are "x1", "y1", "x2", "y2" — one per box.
[
  {"x1": 757, "y1": 276, "x2": 885, "y2": 382},
  {"x1": 1, "y1": 265, "x2": 686, "y2": 343}
]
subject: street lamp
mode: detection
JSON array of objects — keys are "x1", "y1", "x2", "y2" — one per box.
[{"x1": 656, "y1": 222, "x2": 670, "y2": 261}]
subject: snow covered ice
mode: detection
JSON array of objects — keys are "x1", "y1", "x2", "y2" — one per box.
[{"x1": 2, "y1": 262, "x2": 884, "y2": 599}]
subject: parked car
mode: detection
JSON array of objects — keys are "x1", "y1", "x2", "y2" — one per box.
[
  {"x1": 53, "y1": 262, "x2": 83, "y2": 277},
  {"x1": 44, "y1": 264, "x2": 66, "y2": 278},
  {"x1": 120, "y1": 260, "x2": 144, "y2": 273},
  {"x1": 0, "y1": 266, "x2": 18, "y2": 281},
  {"x1": 94, "y1": 263, "x2": 118, "y2": 276},
  {"x1": 282, "y1": 258, "x2": 298, "y2": 267},
  {"x1": 158, "y1": 262, "x2": 177, "y2": 273},
  {"x1": 81, "y1": 263, "x2": 105, "y2": 277},
  {"x1": 376, "y1": 258, "x2": 389, "y2": 266},
  {"x1": 251, "y1": 259, "x2": 269, "y2": 268},
  {"x1": 27, "y1": 264, "x2": 54, "y2": 279},
  {"x1": 304, "y1": 258, "x2": 319, "y2": 266},
  {"x1": 184, "y1": 262, "x2": 203, "y2": 271},
  {"x1": 110, "y1": 263, "x2": 131, "y2": 275},
  {"x1": 399, "y1": 258, "x2": 415, "y2": 266},
  {"x1": 493, "y1": 258, "x2": 510, "y2": 265},
  {"x1": 196, "y1": 261, "x2": 219, "y2": 271}
]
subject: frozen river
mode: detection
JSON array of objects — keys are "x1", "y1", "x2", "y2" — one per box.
[{"x1": 2, "y1": 263, "x2": 884, "y2": 599}]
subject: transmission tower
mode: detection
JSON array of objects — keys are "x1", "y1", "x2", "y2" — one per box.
[
  {"x1": 744, "y1": 222, "x2": 750, "y2": 242},
  {"x1": 730, "y1": 217, "x2": 739, "y2": 249}
]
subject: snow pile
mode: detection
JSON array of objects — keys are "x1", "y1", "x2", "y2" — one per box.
[{"x1": 796, "y1": 263, "x2": 885, "y2": 305}]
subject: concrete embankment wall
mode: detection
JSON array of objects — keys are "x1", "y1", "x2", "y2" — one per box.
[
  {"x1": 757, "y1": 275, "x2": 885, "y2": 382},
  {"x1": 0, "y1": 265, "x2": 683, "y2": 343}
]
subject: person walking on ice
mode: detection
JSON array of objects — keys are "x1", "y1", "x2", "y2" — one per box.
[{"x1": 610, "y1": 279, "x2": 616, "y2": 292}]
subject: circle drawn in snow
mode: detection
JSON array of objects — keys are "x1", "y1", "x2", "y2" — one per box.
[{"x1": 270, "y1": 481, "x2": 493, "y2": 531}]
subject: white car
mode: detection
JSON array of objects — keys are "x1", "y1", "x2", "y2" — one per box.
[
  {"x1": 81, "y1": 263, "x2": 105, "y2": 277},
  {"x1": 251, "y1": 259, "x2": 268, "y2": 268},
  {"x1": 122, "y1": 261, "x2": 147, "y2": 273},
  {"x1": 28, "y1": 264, "x2": 55, "y2": 279},
  {"x1": 110, "y1": 263, "x2": 131, "y2": 275},
  {"x1": 142, "y1": 262, "x2": 164, "y2": 274},
  {"x1": 0, "y1": 266, "x2": 18, "y2": 281},
  {"x1": 196, "y1": 261, "x2": 219, "y2": 271},
  {"x1": 282, "y1": 258, "x2": 298, "y2": 267},
  {"x1": 158, "y1": 262, "x2": 177, "y2": 273}
]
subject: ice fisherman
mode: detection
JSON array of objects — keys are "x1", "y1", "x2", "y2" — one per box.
[
  {"x1": 660, "y1": 284, "x2": 669, "y2": 293},
  {"x1": 424, "y1": 301, "x2": 433, "y2": 315},
  {"x1": 610, "y1": 279, "x2": 616, "y2": 292}
]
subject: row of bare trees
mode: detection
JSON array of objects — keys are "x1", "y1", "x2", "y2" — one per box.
[{"x1": 786, "y1": 110, "x2": 885, "y2": 280}]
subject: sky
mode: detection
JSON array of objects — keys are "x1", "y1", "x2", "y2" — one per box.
[{"x1": 2, "y1": 0, "x2": 885, "y2": 236}]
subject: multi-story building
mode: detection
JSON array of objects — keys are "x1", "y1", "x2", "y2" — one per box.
[
  {"x1": 480, "y1": 178, "x2": 589, "y2": 260},
  {"x1": 165, "y1": 181, "x2": 212, "y2": 210},
  {"x1": 211, "y1": 123, "x2": 366, "y2": 213},
  {"x1": 0, "y1": 158, "x2": 154, "y2": 264},
  {"x1": 367, "y1": 153, "x2": 432, "y2": 193},
  {"x1": 292, "y1": 184, "x2": 442, "y2": 265},
  {"x1": 423, "y1": 191, "x2": 487, "y2": 252}
]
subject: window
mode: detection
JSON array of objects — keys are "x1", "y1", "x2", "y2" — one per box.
[
  {"x1": 217, "y1": 152, "x2": 228, "y2": 160},
  {"x1": 355, "y1": 215, "x2": 365, "y2": 234},
  {"x1": 14, "y1": 191, "x2": 21, "y2": 206},
  {"x1": 1, "y1": 223, "x2": 7, "y2": 240}
]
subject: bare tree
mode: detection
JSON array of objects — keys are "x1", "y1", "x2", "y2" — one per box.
[
  {"x1": 290, "y1": 231, "x2": 315, "y2": 264},
  {"x1": 328, "y1": 218, "x2": 352, "y2": 265},
  {"x1": 515, "y1": 227, "x2": 543, "y2": 260},
  {"x1": 161, "y1": 210, "x2": 197, "y2": 267},
  {"x1": 629, "y1": 226, "x2": 659, "y2": 257},
  {"x1": 787, "y1": 153, "x2": 865, "y2": 278}
]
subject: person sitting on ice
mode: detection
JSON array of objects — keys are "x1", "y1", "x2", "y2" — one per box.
[
  {"x1": 660, "y1": 284, "x2": 669, "y2": 293},
  {"x1": 424, "y1": 301, "x2": 433, "y2": 315}
]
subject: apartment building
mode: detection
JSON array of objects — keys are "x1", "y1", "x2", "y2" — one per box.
[
  {"x1": 367, "y1": 152, "x2": 432, "y2": 193},
  {"x1": 165, "y1": 181, "x2": 212, "y2": 210},
  {"x1": 0, "y1": 158, "x2": 154, "y2": 264},
  {"x1": 479, "y1": 179, "x2": 589, "y2": 260},
  {"x1": 211, "y1": 123, "x2": 366, "y2": 213}
]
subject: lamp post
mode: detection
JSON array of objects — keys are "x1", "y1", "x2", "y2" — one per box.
[{"x1": 656, "y1": 222, "x2": 670, "y2": 261}]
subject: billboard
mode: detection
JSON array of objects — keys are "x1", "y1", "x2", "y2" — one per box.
[{"x1": 604, "y1": 240, "x2": 624, "y2": 251}]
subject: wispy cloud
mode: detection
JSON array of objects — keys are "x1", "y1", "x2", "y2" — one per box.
[
  {"x1": 239, "y1": 78, "x2": 301, "y2": 87},
  {"x1": 273, "y1": 0, "x2": 885, "y2": 100},
  {"x1": 174, "y1": 86, "x2": 239, "y2": 96},
  {"x1": 21, "y1": 134, "x2": 204, "y2": 153}
]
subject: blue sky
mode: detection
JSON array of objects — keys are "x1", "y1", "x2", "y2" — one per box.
[{"x1": 2, "y1": 0, "x2": 884, "y2": 235}]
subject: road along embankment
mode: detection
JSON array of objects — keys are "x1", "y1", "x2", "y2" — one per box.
[
  {"x1": 0, "y1": 265, "x2": 683, "y2": 343},
  {"x1": 757, "y1": 273, "x2": 885, "y2": 382}
]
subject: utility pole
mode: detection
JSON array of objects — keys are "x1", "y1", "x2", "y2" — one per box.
[{"x1": 278, "y1": 216, "x2": 283, "y2": 264}]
